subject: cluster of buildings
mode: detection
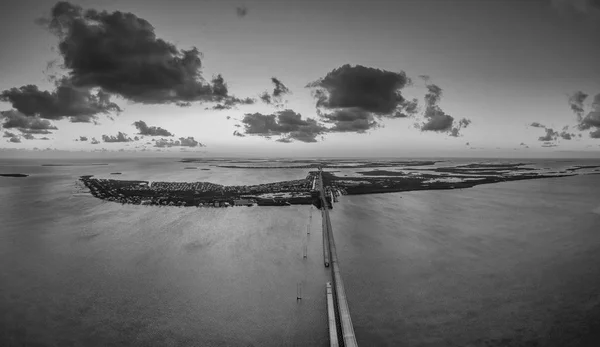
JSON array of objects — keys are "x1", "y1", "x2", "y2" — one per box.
[{"x1": 79, "y1": 173, "x2": 333, "y2": 208}]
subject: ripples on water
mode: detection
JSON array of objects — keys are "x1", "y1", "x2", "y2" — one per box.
[{"x1": 1, "y1": 157, "x2": 600, "y2": 346}]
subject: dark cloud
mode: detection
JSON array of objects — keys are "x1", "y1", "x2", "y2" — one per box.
[
  {"x1": 591, "y1": 128, "x2": 600, "y2": 138},
  {"x1": 568, "y1": 91, "x2": 588, "y2": 121},
  {"x1": 271, "y1": 77, "x2": 290, "y2": 98},
  {"x1": 276, "y1": 138, "x2": 292, "y2": 143},
  {"x1": 3, "y1": 131, "x2": 18, "y2": 138},
  {"x1": 424, "y1": 84, "x2": 443, "y2": 108},
  {"x1": 207, "y1": 96, "x2": 255, "y2": 110},
  {"x1": 154, "y1": 137, "x2": 205, "y2": 148},
  {"x1": 133, "y1": 120, "x2": 174, "y2": 136},
  {"x1": 259, "y1": 92, "x2": 272, "y2": 104},
  {"x1": 236, "y1": 6, "x2": 248, "y2": 17},
  {"x1": 542, "y1": 142, "x2": 557, "y2": 147},
  {"x1": 20, "y1": 129, "x2": 53, "y2": 135},
  {"x1": 320, "y1": 108, "x2": 378, "y2": 133},
  {"x1": 465, "y1": 142, "x2": 470, "y2": 146},
  {"x1": 241, "y1": 109, "x2": 327, "y2": 142},
  {"x1": 233, "y1": 130, "x2": 245, "y2": 137},
  {"x1": 40, "y1": 137, "x2": 50, "y2": 140},
  {"x1": 414, "y1": 83, "x2": 470, "y2": 135},
  {"x1": 1, "y1": 81, "x2": 120, "y2": 123},
  {"x1": 392, "y1": 98, "x2": 420, "y2": 118},
  {"x1": 259, "y1": 77, "x2": 291, "y2": 107},
  {"x1": 134, "y1": 136, "x2": 139, "y2": 141},
  {"x1": 449, "y1": 118, "x2": 471, "y2": 137},
  {"x1": 102, "y1": 132, "x2": 132, "y2": 143},
  {"x1": 307, "y1": 64, "x2": 409, "y2": 115},
  {"x1": 568, "y1": 91, "x2": 600, "y2": 132},
  {"x1": 0, "y1": 110, "x2": 58, "y2": 133},
  {"x1": 91, "y1": 137, "x2": 100, "y2": 144},
  {"x1": 578, "y1": 111, "x2": 600, "y2": 130},
  {"x1": 529, "y1": 122, "x2": 546, "y2": 128},
  {"x1": 23, "y1": 134, "x2": 36, "y2": 140},
  {"x1": 402, "y1": 98, "x2": 419, "y2": 116},
  {"x1": 8, "y1": 136, "x2": 21, "y2": 143},
  {"x1": 79, "y1": 136, "x2": 88, "y2": 141},
  {"x1": 36, "y1": 1, "x2": 227, "y2": 104},
  {"x1": 559, "y1": 131, "x2": 575, "y2": 140},
  {"x1": 538, "y1": 128, "x2": 559, "y2": 142},
  {"x1": 421, "y1": 106, "x2": 454, "y2": 132}
]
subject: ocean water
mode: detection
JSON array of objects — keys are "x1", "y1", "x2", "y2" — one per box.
[{"x1": 1, "y1": 157, "x2": 600, "y2": 346}]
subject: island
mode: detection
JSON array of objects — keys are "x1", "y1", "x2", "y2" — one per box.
[{"x1": 78, "y1": 161, "x2": 589, "y2": 208}]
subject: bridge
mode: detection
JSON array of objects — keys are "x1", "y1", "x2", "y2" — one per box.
[{"x1": 316, "y1": 169, "x2": 358, "y2": 347}]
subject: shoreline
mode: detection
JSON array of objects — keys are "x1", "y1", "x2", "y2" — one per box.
[{"x1": 77, "y1": 166, "x2": 594, "y2": 207}]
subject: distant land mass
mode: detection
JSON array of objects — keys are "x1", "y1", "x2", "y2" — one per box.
[
  {"x1": 0, "y1": 173, "x2": 29, "y2": 178},
  {"x1": 41, "y1": 163, "x2": 109, "y2": 167},
  {"x1": 77, "y1": 161, "x2": 600, "y2": 208}
]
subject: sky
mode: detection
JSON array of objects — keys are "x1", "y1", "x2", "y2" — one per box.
[{"x1": 1, "y1": 0, "x2": 600, "y2": 158}]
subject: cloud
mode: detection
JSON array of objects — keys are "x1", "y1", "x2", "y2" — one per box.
[
  {"x1": 102, "y1": 132, "x2": 132, "y2": 143},
  {"x1": 0, "y1": 81, "x2": 120, "y2": 123},
  {"x1": 307, "y1": 64, "x2": 409, "y2": 115},
  {"x1": 260, "y1": 77, "x2": 291, "y2": 107},
  {"x1": 23, "y1": 134, "x2": 36, "y2": 140},
  {"x1": 320, "y1": 108, "x2": 379, "y2": 133},
  {"x1": 568, "y1": 91, "x2": 588, "y2": 121},
  {"x1": 305, "y1": 64, "x2": 453, "y2": 135},
  {"x1": 421, "y1": 105, "x2": 454, "y2": 132},
  {"x1": 233, "y1": 130, "x2": 245, "y2": 137},
  {"x1": 542, "y1": 141, "x2": 558, "y2": 147},
  {"x1": 241, "y1": 109, "x2": 327, "y2": 142},
  {"x1": 559, "y1": 130, "x2": 575, "y2": 140},
  {"x1": 418, "y1": 75, "x2": 431, "y2": 82},
  {"x1": 271, "y1": 77, "x2": 290, "y2": 98},
  {"x1": 79, "y1": 136, "x2": 88, "y2": 141},
  {"x1": 3, "y1": 131, "x2": 18, "y2": 138},
  {"x1": 20, "y1": 129, "x2": 53, "y2": 134},
  {"x1": 578, "y1": 111, "x2": 600, "y2": 130},
  {"x1": 0, "y1": 110, "x2": 58, "y2": 133},
  {"x1": 567, "y1": 91, "x2": 600, "y2": 132},
  {"x1": 538, "y1": 128, "x2": 559, "y2": 141},
  {"x1": 36, "y1": 1, "x2": 228, "y2": 104},
  {"x1": 259, "y1": 92, "x2": 272, "y2": 104},
  {"x1": 413, "y1": 83, "x2": 471, "y2": 135},
  {"x1": 154, "y1": 137, "x2": 205, "y2": 147},
  {"x1": 529, "y1": 122, "x2": 546, "y2": 128},
  {"x1": 236, "y1": 6, "x2": 248, "y2": 17},
  {"x1": 449, "y1": 118, "x2": 471, "y2": 137},
  {"x1": 207, "y1": 96, "x2": 255, "y2": 110},
  {"x1": 8, "y1": 136, "x2": 21, "y2": 143},
  {"x1": 424, "y1": 84, "x2": 443, "y2": 108},
  {"x1": 591, "y1": 128, "x2": 600, "y2": 138},
  {"x1": 133, "y1": 120, "x2": 174, "y2": 136},
  {"x1": 91, "y1": 137, "x2": 100, "y2": 144},
  {"x1": 40, "y1": 137, "x2": 50, "y2": 140}
]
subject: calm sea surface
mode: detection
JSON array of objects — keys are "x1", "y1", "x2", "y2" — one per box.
[{"x1": 1, "y1": 157, "x2": 600, "y2": 346}]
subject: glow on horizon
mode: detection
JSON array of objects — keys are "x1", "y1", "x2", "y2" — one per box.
[{"x1": 1, "y1": 0, "x2": 599, "y2": 157}]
